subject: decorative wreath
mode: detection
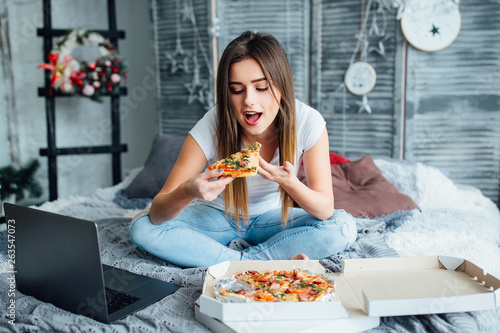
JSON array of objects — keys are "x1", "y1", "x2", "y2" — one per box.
[{"x1": 38, "y1": 29, "x2": 128, "y2": 102}]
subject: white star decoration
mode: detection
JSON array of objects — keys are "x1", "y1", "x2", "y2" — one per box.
[
  {"x1": 165, "y1": 40, "x2": 190, "y2": 74},
  {"x1": 356, "y1": 95, "x2": 372, "y2": 114},
  {"x1": 185, "y1": 79, "x2": 208, "y2": 105},
  {"x1": 369, "y1": 35, "x2": 393, "y2": 58},
  {"x1": 184, "y1": 54, "x2": 209, "y2": 106},
  {"x1": 181, "y1": 0, "x2": 192, "y2": 22}
]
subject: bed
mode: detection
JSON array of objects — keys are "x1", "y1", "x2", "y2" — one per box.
[{"x1": 1, "y1": 134, "x2": 500, "y2": 332}]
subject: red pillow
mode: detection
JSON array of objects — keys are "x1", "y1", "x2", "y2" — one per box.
[
  {"x1": 301, "y1": 152, "x2": 350, "y2": 166},
  {"x1": 330, "y1": 152, "x2": 350, "y2": 165}
]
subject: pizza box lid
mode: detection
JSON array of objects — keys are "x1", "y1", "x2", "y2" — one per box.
[
  {"x1": 341, "y1": 255, "x2": 500, "y2": 317},
  {"x1": 199, "y1": 256, "x2": 500, "y2": 323},
  {"x1": 200, "y1": 260, "x2": 349, "y2": 322}
]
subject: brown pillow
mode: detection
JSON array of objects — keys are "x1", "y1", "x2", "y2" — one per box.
[{"x1": 297, "y1": 155, "x2": 419, "y2": 218}]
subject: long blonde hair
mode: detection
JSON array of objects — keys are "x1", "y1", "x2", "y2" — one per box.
[{"x1": 216, "y1": 31, "x2": 296, "y2": 227}]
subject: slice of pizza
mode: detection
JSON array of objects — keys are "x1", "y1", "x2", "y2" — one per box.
[{"x1": 207, "y1": 142, "x2": 261, "y2": 177}]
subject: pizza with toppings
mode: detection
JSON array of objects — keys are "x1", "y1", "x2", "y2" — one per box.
[
  {"x1": 207, "y1": 142, "x2": 261, "y2": 177},
  {"x1": 218, "y1": 269, "x2": 335, "y2": 302}
]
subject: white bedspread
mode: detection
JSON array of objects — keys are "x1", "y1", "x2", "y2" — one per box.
[{"x1": 375, "y1": 159, "x2": 500, "y2": 278}]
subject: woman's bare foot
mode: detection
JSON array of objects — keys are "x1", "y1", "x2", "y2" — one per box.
[
  {"x1": 130, "y1": 210, "x2": 149, "y2": 226},
  {"x1": 288, "y1": 253, "x2": 309, "y2": 260}
]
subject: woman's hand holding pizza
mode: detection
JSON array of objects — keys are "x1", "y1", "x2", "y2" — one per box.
[{"x1": 183, "y1": 169, "x2": 234, "y2": 202}]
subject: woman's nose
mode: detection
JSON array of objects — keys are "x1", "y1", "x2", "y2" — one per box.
[{"x1": 244, "y1": 89, "x2": 256, "y2": 106}]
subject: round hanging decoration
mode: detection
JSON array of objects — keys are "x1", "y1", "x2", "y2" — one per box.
[
  {"x1": 344, "y1": 61, "x2": 377, "y2": 96},
  {"x1": 401, "y1": 0, "x2": 461, "y2": 52},
  {"x1": 38, "y1": 29, "x2": 128, "y2": 102}
]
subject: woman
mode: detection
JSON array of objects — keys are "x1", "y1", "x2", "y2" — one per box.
[{"x1": 129, "y1": 31, "x2": 356, "y2": 267}]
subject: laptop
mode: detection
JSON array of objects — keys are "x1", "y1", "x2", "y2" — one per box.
[{"x1": 3, "y1": 203, "x2": 180, "y2": 324}]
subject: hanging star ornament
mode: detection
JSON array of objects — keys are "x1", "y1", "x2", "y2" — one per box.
[
  {"x1": 165, "y1": 40, "x2": 190, "y2": 74},
  {"x1": 356, "y1": 95, "x2": 372, "y2": 114},
  {"x1": 185, "y1": 79, "x2": 208, "y2": 105},
  {"x1": 368, "y1": 35, "x2": 393, "y2": 58},
  {"x1": 180, "y1": 0, "x2": 193, "y2": 22},
  {"x1": 184, "y1": 54, "x2": 209, "y2": 105}
]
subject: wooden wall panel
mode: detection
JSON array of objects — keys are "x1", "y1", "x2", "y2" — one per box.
[
  {"x1": 151, "y1": 0, "x2": 213, "y2": 136},
  {"x1": 216, "y1": 0, "x2": 310, "y2": 101},
  {"x1": 405, "y1": 0, "x2": 500, "y2": 204},
  {"x1": 312, "y1": 0, "x2": 400, "y2": 159}
]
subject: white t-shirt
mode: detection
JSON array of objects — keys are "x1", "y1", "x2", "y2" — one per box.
[{"x1": 189, "y1": 99, "x2": 326, "y2": 215}]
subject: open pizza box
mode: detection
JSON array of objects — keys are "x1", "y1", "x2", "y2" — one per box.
[{"x1": 195, "y1": 256, "x2": 500, "y2": 332}]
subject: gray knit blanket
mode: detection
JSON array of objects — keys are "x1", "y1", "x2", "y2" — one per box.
[{"x1": 1, "y1": 158, "x2": 499, "y2": 332}]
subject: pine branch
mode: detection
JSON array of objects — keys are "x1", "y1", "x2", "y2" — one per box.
[{"x1": 0, "y1": 159, "x2": 42, "y2": 200}]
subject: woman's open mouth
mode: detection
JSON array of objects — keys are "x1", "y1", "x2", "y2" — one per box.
[{"x1": 244, "y1": 111, "x2": 263, "y2": 126}]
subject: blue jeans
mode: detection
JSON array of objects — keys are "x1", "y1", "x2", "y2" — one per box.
[{"x1": 129, "y1": 203, "x2": 357, "y2": 267}]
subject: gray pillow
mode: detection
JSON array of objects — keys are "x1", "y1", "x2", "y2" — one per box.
[{"x1": 122, "y1": 134, "x2": 186, "y2": 198}]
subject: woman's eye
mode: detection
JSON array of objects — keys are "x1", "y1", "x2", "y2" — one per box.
[
  {"x1": 257, "y1": 87, "x2": 269, "y2": 92},
  {"x1": 230, "y1": 90, "x2": 243, "y2": 95}
]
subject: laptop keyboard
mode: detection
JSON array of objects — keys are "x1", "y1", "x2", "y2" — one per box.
[{"x1": 105, "y1": 287, "x2": 141, "y2": 314}]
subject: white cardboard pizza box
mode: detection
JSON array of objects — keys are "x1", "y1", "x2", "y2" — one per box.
[
  {"x1": 196, "y1": 256, "x2": 500, "y2": 332},
  {"x1": 194, "y1": 299, "x2": 380, "y2": 333},
  {"x1": 199, "y1": 260, "x2": 349, "y2": 322}
]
